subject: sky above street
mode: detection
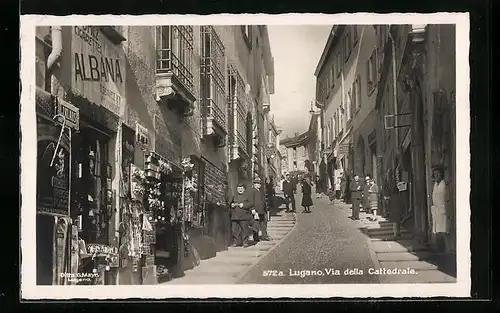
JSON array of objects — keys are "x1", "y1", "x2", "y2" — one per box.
[{"x1": 268, "y1": 25, "x2": 332, "y2": 139}]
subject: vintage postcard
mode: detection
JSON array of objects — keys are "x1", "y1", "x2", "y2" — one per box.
[{"x1": 20, "y1": 13, "x2": 470, "y2": 299}]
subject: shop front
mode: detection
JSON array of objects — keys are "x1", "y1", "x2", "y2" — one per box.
[{"x1": 36, "y1": 88, "x2": 78, "y2": 285}]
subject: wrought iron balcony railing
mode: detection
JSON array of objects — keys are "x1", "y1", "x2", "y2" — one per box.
[
  {"x1": 156, "y1": 26, "x2": 195, "y2": 93},
  {"x1": 201, "y1": 26, "x2": 227, "y2": 135}
]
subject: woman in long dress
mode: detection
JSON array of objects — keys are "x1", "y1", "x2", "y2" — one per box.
[{"x1": 301, "y1": 176, "x2": 314, "y2": 213}]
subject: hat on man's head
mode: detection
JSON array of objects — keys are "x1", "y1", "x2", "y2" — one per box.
[
  {"x1": 237, "y1": 183, "x2": 246, "y2": 188},
  {"x1": 253, "y1": 176, "x2": 262, "y2": 184}
]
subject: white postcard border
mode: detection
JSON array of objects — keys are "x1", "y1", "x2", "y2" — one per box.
[{"x1": 20, "y1": 12, "x2": 471, "y2": 299}]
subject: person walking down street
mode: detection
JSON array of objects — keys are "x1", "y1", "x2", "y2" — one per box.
[
  {"x1": 335, "y1": 177, "x2": 341, "y2": 200},
  {"x1": 363, "y1": 175, "x2": 371, "y2": 213},
  {"x1": 301, "y1": 176, "x2": 314, "y2": 213},
  {"x1": 368, "y1": 177, "x2": 379, "y2": 221},
  {"x1": 388, "y1": 185, "x2": 403, "y2": 239},
  {"x1": 282, "y1": 174, "x2": 296, "y2": 213},
  {"x1": 230, "y1": 184, "x2": 252, "y2": 247},
  {"x1": 266, "y1": 177, "x2": 276, "y2": 214},
  {"x1": 249, "y1": 177, "x2": 271, "y2": 241},
  {"x1": 349, "y1": 174, "x2": 362, "y2": 220}
]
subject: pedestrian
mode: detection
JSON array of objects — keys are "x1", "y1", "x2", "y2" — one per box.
[
  {"x1": 349, "y1": 174, "x2": 362, "y2": 220},
  {"x1": 368, "y1": 177, "x2": 379, "y2": 221},
  {"x1": 282, "y1": 174, "x2": 296, "y2": 213},
  {"x1": 388, "y1": 185, "x2": 403, "y2": 239},
  {"x1": 363, "y1": 175, "x2": 371, "y2": 213},
  {"x1": 248, "y1": 177, "x2": 271, "y2": 241},
  {"x1": 229, "y1": 184, "x2": 252, "y2": 247},
  {"x1": 301, "y1": 176, "x2": 314, "y2": 213},
  {"x1": 335, "y1": 177, "x2": 341, "y2": 200},
  {"x1": 431, "y1": 164, "x2": 449, "y2": 252}
]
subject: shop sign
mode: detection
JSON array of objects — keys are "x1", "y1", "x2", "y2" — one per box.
[
  {"x1": 55, "y1": 98, "x2": 80, "y2": 131},
  {"x1": 71, "y1": 26, "x2": 126, "y2": 116},
  {"x1": 86, "y1": 243, "x2": 118, "y2": 255}
]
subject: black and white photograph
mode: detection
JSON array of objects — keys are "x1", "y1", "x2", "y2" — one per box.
[{"x1": 20, "y1": 13, "x2": 470, "y2": 298}]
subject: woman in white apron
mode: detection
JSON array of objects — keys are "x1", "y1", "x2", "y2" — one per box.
[{"x1": 431, "y1": 164, "x2": 449, "y2": 252}]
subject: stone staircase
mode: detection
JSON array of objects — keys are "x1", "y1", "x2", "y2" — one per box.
[
  {"x1": 164, "y1": 210, "x2": 297, "y2": 284},
  {"x1": 335, "y1": 201, "x2": 457, "y2": 283}
]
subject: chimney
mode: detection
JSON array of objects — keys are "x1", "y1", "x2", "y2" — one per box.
[{"x1": 294, "y1": 132, "x2": 299, "y2": 137}]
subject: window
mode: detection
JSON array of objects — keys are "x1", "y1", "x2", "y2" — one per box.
[
  {"x1": 330, "y1": 63, "x2": 335, "y2": 88},
  {"x1": 366, "y1": 49, "x2": 377, "y2": 94},
  {"x1": 241, "y1": 25, "x2": 251, "y2": 49},
  {"x1": 325, "y1": 74, "x2": 330, "y2": 98},
  {"x1": 228, "y1": 64, "x2": 247, "y2": 152},
  {"x1": 201, "y1": 26, "x2": 227, "y2": 132},
  {"x1": 355, "y1": 75, "x2": 362, "y2": 110},
  {"x1": 343, "y1": 31, "x2": 352, "y2": 63},
  {"x1": 347, "y1": 88, "x2": 353, "y2": 120},
  {"x1": 331, "y1": 116, "x2": 335, "y2": 142},
  {"x1": 156, "y1": 26, "x2": 194, "y2": 92},
  {"x1": 336, "y1": 52, "x2": 341, "y2": 77}
]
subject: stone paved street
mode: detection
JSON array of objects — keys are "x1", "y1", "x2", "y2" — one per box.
[{"x1": 237, "y1": 195, "x2": 380, "y2": 284}]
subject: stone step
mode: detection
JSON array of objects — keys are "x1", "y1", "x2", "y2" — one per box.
[
  {"x1": 366, "y1": 228, "x2": 410, "y2": 236},
  {"x1": 372, "y1": 240, "x2": 427, "y2": 253},
  {"x1": 187, "y1": 264, "x2": 248, "y2": 277},
  {"x1": 379, "y1": 260, "x2": 439, "y2": 271},
  {"x1": 228, "y1": 245, "x2": 273, "y2": 252},
  {"x1": 376, "y1": 251, "x2": 435, "y2": 262},
  {"x1": 370, "y1": 233, "x2": 414, "y2": 241},
  {"x1": 267, "y1": 224, "x2": 295, "y2": 228},
  {"x1": 219, "y1": 249, "x2": 266, "y2": 257},
  {"x1": 202, "y1": 256, "x2": 256, "y2": 266}
]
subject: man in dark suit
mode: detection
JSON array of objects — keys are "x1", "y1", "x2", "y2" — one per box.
[
  {"x1": 229, "y1": 184, "x2": 252, "y2": 247},
  {"x1": 282, "y1": 174, "x2": 296, "y2": 212},
  {"x1": 349, "y1": 174, "x2": 363, "y2": 220},
  {"x1": 249, "y1": 176, "x2": 271, "y2": 241}
]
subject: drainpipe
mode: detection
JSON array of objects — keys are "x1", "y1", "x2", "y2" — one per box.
[
  {"x1": 387, "y1": 27, "x2": 399, "y2": 161},
  {"x1": 47, "y1": 26, "x2": 63, "y2": 72}
]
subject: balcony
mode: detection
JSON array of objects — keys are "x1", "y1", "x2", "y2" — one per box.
[
  {"x1": 201, "y1": 26, "x2": 227, "y2": 147},
  {"x1": 228, "y1": 64, "x2": 249, "y2": 161},
  {"x1": 155, "y1": 26, "x2": 196, "y2": 117}
]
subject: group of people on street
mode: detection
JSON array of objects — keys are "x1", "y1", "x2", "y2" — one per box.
[
  {"x1": 349, "y1": 174, "x2": 379, "y2": 221},
  {"x1": 281, "y1": 173, "x2": 314, "y2": 213},
  {"x1": 229, "y1": 177, "x2": 271, "y2": 248}
]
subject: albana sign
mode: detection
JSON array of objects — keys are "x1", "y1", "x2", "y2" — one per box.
[{"x1": 71, "y1": 26, "x2": 126, "y2": 116}]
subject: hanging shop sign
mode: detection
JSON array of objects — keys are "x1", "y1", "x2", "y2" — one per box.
[
  {"x1": 55, "y1": 97, "x2": 80, "y2": 131},
  {"x1": 70, "y1": 26, "x2": 126, "y2": 116},
  {"x1": 86, "y1": 243, "x2": 119, "y2": 255}
]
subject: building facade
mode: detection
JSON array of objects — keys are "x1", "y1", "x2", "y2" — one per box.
[
  {"x1": 376, "y1": 24, "x2": 456, "y2": 253},
  {"x1": 315, "y1": 25, "x2": 379, "y2": 195},
  {"x1": 34, "y1": 25, "x2": 275, "y2": 286}
]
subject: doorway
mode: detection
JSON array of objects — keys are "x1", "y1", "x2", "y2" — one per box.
[{"x1": 71, "y1": 126, "x2": 111, "y2": 246}]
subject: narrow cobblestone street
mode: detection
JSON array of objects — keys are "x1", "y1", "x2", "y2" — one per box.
[{"x1": 237, "y1": 196, "x2": 379, "y2": 284}]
